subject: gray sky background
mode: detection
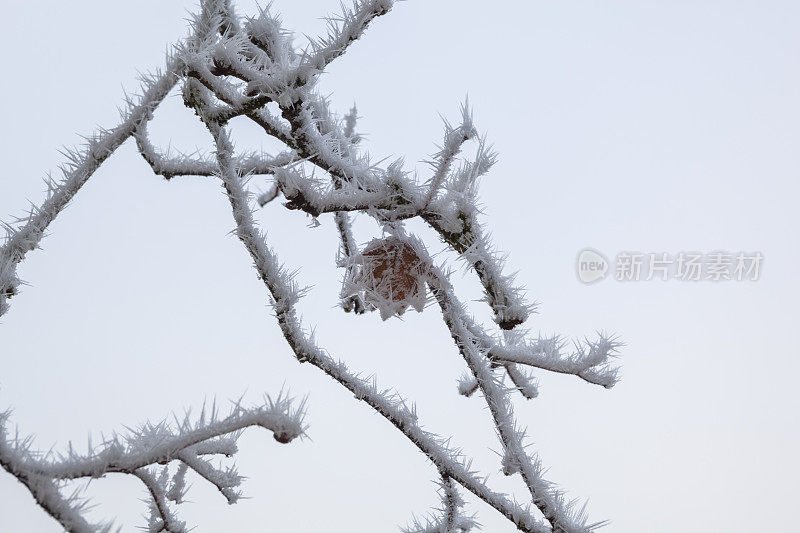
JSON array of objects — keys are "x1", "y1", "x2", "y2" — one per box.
[{"x1": 1, "y1": 1, "x2": 799, "y2": 531}]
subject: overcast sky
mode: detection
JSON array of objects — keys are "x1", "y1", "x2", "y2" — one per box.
[{"x1": 1, "y1": 1, "x2": 799, "y2": 532}]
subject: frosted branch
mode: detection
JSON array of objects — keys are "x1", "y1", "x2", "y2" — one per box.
[
  {"x1": 203, "y1": 53, "x2": 529, "y2": 326},
  {"x1": 174, "y1": 450, "x2": 242, "y2": 504},
  {"x1": 0, "y1": 59, "x2": 180, "y2": 318},
  {"x1": 403, "y1": 475, "x2": 477, "y2": 533},
  {"x1": 426, "y1": 265, "x2": 607, "y2": 533},
  {"x1": 0, "y1": 395, "x2": 305, "y2": 531},
  {"x1": 335, "y1": 210, "x2": 366, "y2": 314},
  {"x1": 0, "y1": 420, "x2": 111, "y2": 533},
  {"x1": 489, "y1": 334, "x2": 622, "y2": 389},
  {"x1": 135, "y1": 467, "x2": 187, "y2": 533},
  {"x1": 1, "y1": 1, "x2": 624, "y2": 531},
  {"x1": 503, "y1": 363, "x2": 540, "y2": 400},
  {"x1": 298, "y1": 0, "x2": 395, "y2": 79},
  {"x1": 206, "y1": 122, "x2": 552, "y2": 532},
  {"x1": 422, "y1": 103, "x2": 477, "y2": 207},
  {"x1": 134, "y1": 118, "x2": 295, "y2": 179},
  {"x1": 343, "y1": 104, "x2": 361, "y2": 144}
]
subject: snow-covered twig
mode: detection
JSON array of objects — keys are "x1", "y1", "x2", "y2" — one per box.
[
  {"x1": 134, "y1": 117, "x2": 295, "y2": 180},
  {"x1": 403, "y1": 474, "x2": 477, "y2": 533},
  {"x1": 135, "y1": 467, "x2": 187, "y2": 533},
  {"x1": 422, "y1": 103, "x2": 477, "y2": 208},
  {"x1": 0, "y1": 60, "x2": 179, "y2": 318},
  {"x1": 0, "y1": 395, "x2": 305, "y2": 532},
  {"x1": 298, "y1": 0, "x2": 394, "y2": 79},
  {"x1": 0, "y1": 419, "x2": 111, "y2": 533},
  {"x1": 489, "y1": 334, "x2": 622, "y2": 389}
]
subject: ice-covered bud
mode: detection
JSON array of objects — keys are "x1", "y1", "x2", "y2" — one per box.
[
  {"x1": 272, "y1": 430, "x2": 295, "y2": 444},
  {"x1": 348, "y1": 236, "x2": 430, "y2": 320}
]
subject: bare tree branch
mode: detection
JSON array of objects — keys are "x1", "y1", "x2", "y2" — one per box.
[{"x1": 0, "y1": 1, "x2": 623, "y2": 531}]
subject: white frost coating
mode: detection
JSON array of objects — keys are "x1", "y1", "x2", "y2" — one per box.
[
  {"x1": 134, "y1": 117, "x2": 296, "y2": 180},
  {"x1": 208, "y1": 123, "x2": 551, "y2": 533},
  {"x1": 425, "y1": 264, "x2": 609, "y2": 533},
  {"x1": 403, "y1": 475, "x2": 478, "y2": 533},
  {"x1": 0, "y1": 60, "x2": 180, "y2": 318},
  {"x1": 1, "y1": 1, "x2": 624, "y2": 531},
  {"x1": 173, "y1": 3, "x2": 530, "y2": 328},
  {"x1": 0, "y1": 394, "x2": 306, "y2": 532},
  {"x1": 299, "y1": 0, "x2": 395, "y2": 79},
  {"x1": 422, "y1": 101, "x2": 477, "y2": 207},
  {"x1": 490, "y1": 330, "x2": 622, "y2": 389},
  {"x1": 344, "y1": 235, "x2": 430, "y2": 320}
]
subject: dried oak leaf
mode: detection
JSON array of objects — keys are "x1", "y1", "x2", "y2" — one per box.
[{"x1": 352, "y1": 236, "x2": 430, "y2": 320}]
